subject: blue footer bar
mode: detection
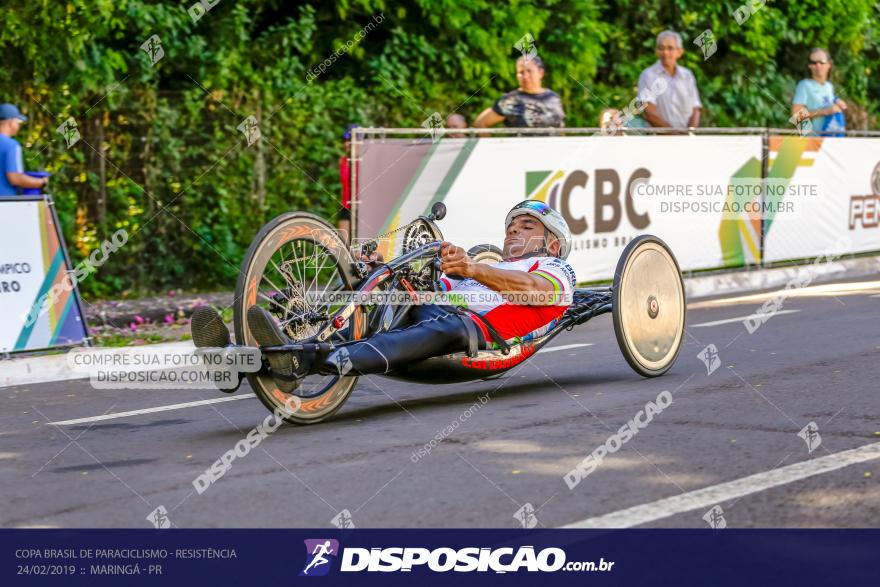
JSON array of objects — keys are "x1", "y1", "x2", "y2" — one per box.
[{"x1": 3, "y1": 529, "x2": 877, "y2": 585}]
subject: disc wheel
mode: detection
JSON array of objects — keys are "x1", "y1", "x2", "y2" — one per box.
[
  {"x1": 612, "y1": 235, "x2": 685, "y2": 377},
  {"x1": 467, "y1": 244, "x2": 503, "y2": 264},
  {"x1": 233, "y1": 213, "x2": 365, "y2": 424}
]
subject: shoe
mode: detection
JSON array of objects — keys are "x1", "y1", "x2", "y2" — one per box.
[
  {"x1": 190, "y1": 307, "x2": 241, "y2": 393},
  {"x1": 190, "y1": 307, "x2": 231, "y2": 348},
  {"x1": 247, "y1": 305, "x2": 302, "y2": 393}
]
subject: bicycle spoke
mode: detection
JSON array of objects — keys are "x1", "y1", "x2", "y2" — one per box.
[
  {"x1": 257, "y1": 291, "x2": 292, "y2": 314},
  {"x1": 267, "y1": 258, "x2": 292, "y2": 301},
  {"x1": 259, "y1": 272, "x2": 292, "y2": 305}
]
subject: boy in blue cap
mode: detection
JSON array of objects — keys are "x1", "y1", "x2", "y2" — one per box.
[{"x1": 0, "y1": 103, "x2": 48, "y2": 196}]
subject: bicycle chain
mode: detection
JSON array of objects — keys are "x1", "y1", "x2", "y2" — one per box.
[{"x1": 350, "y1": 219, "x2": 435, "y2": 257}]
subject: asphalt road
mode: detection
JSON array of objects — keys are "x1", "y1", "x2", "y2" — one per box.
[{"x1": 2, "y1": 276, "x2": 879, "y2": 529}]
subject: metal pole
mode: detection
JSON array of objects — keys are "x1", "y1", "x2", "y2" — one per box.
[
  {"x1": 760, "y1": 128, "x2": 769, "y2": 268},
  {"x1": 350, "y1": 128, "x2": 360, "y2": 245},
  {"x1": 351, "y1": 126, "x2": 774, "y2": 136}
]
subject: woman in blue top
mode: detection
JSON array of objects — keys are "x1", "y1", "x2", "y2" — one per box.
[{"x1": 790, "y1": 48, "x2": 847, "y2": 136}]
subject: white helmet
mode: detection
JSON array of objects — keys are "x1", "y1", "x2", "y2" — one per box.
[{"x1": 505, "y1": 200, "x2": 573, "y2": 259}]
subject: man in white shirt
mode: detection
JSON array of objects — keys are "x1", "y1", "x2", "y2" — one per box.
[{"x1": 637, "y1": 31, "x2": 702, "y2": 129}]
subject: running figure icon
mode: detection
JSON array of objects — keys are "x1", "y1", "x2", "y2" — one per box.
[{"x1": 302, "y1": 540, "x2": 336, "y2": 575}]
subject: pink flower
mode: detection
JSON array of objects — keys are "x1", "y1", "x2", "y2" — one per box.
[
  {"x1": 164, "y1": 313, "x2": 174, "y2": 324},
  {"x1": 129, "y1": 322, "x2": 138, "y2": 332},
  {"x1": 135, "y1": 315, "x2": 145, "y2": 324}
]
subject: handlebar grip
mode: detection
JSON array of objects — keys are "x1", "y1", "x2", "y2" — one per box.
[{"x1": 434, "y1": 257, "x2": 463, "y2": 280}]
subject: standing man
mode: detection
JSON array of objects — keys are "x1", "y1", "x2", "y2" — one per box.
[
  {"x1": 637, "y1": 31, "x2": 702, "y2": 129},
  {"x1": 0, "y1": 103, "x2": 46, "y2": 196}
]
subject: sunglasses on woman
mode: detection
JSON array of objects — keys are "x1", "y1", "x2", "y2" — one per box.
[{"x1": 808, "y1": 59, "x2": 828, "y2": 65}]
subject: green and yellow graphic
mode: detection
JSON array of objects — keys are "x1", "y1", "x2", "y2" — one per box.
[
  {"x1": 525, "y1": 170, "x2": 564, "y2": 207},
  {"x1": 718, "y1": 136, "x2": 822, "y2": 266}
]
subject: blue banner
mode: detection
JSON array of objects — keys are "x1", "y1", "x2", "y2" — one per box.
[{"x1": 3, "y1": 529, "x2": 877, "y2": 585}]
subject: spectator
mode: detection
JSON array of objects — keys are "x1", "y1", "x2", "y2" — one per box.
[
  {"x1": 446, "y1": 113, "x2": 467, "y2": 138},
  {"x1": 473, "y1": 56, "x2": 565, "y2": 128},
  {"x1": 637, "y1": 31, "x2": 702, "y2": 129},
  {"x1": 598, "y1": 108, "x2": 619, "y2": 131},
  {"x1": 598, "y1": 105, "x2": 650, "y2": 135},
  {"x1": 337, "y1": 124, "x2": 358, "y2": 243},
  {"x1": 0, "y1": 103, "x2": 47, "y2": 196},
  {"x1": 791, "y1": 48, "x2": 847, "y2": 136}
]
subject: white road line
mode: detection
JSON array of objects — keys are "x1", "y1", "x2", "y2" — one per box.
[
  {"x1": 561, "y1": 441, "x2": 880, "y2": 529},
  {"x1": 47, "y1": 394, "x2": 256, "y2": 426},
  {"x1": 540, "y1": 343, "x2": 594, "y2": 353},
  {"x1": 47, "y1": 343, "x2": 594, "y2": 426},
  {"x1": 690, "y1": 309, "x2": 800, "y2": 328}
]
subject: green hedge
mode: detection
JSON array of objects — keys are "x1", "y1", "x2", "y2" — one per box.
[{"x1": 1, "y1": 0, "x2": 877, "y2": 297}]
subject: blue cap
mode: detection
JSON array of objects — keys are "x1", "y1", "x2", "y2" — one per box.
[
  {"x1": 0, "y1": 103, "x2": 27, "y2": 122},
  {"x1": 342, "y1": 124, "x2": 360, "y2": 140}
]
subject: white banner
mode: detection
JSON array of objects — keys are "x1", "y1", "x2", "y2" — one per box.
[
  {"x1": 763, "y1": 136, "x2": 880, "y2": 262},
  {"x1": 0, "y1": 202, "x2": 45, "y2": 352},
  {"x1": 0, "y1": 198, "x2": 88, "y2": 352},
  {"x1": 396, "y1": 135, "x2": 764, "y2": 282}
]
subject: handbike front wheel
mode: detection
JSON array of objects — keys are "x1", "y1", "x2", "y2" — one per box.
[
  {"x1": 612, "y1": 235, "x2": 685, "y2": 377},
  {"x1": 233, "y1": 212, "x2": 365, "y2": 424}
]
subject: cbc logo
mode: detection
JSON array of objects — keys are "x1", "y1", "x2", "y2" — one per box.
[{"x1": 527, "y1": 168, "x2": 651, "y2": 236}]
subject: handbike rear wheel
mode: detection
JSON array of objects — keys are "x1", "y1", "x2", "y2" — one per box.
[
  {"x1": 612, "y1": 235, "x2": 685, "y2": 377},
  {"x1": 467, "y1": 244, "x2": 503, "y2": 264},
  {"x1": 233, "y1": 212, "x2": 365, "y2": 424}
]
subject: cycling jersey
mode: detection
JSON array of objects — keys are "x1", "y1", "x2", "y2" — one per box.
[{"x1": 439, "y1": 256, "x2": 576, "y2": 343}]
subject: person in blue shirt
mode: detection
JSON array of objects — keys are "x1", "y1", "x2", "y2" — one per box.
[
  {"x1": 790, "y1": 48, "x2": 847, "y2": 136},
  {"x1": 0, "y1": 103, "x2": 48, "y2": 196}
]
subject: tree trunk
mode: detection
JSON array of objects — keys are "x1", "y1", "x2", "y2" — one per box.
[
  {"x1": 255, "y1": 100, "x2": 266, "y2": 208},
  {"x1": 96, "y1": 112, "x2": 107, "y2": 229}
]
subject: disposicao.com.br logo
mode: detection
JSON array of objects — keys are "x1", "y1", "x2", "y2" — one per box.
[{"x1": 300, "y1": 541, "x2": 614, "y2": 575}]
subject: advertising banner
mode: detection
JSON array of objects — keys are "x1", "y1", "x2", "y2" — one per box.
[
  {"x1": 356, "y1": 136, "x2": 764, "y2": 282},
  {"x1": 0, "y1": 197, "x2": 89, "y2": 352},
  {"x1": 762, "y1": 136, "x2": 880, "y2": 262}
]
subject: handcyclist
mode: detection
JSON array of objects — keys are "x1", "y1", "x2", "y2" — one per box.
[{"x1": 193, "y1": 201, "x2": 576, "y2": 391}]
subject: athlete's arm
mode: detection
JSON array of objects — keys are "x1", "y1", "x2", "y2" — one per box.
[{"x1": 439, "y1": 242, "x2": 555, "y2": 305}]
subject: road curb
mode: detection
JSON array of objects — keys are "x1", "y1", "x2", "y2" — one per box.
[
  {"x1": 1, "y1": 341, "x2": 194, "y2": 389},
  {"x1": 2, "y1": 255, "x2": 877, "y2": 389},
  {"x1": 685, "y1": 255, "x2": 880, "y2": 300}
]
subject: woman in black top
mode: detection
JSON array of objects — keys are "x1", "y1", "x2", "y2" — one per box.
[{"x1": 474, "y1": 56, "x2": 565, "y2": 128}]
